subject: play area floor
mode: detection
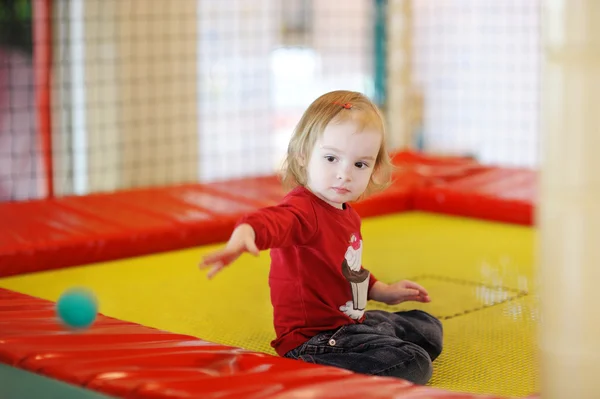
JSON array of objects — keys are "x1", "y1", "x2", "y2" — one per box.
[{"x1": 0, "y1": 212, "x2": 538, "y2": 398}]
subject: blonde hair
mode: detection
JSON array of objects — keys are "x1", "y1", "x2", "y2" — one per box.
[{"x1": 282, "y1": 90, "x2": 393, "y2": 199}]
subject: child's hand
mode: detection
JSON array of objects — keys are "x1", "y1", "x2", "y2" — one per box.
[
  {"x1": 198, "y1": 223, "x2": 259, "y2": 279},
  {"x1": 381, "y1": 280, "x2": 431, "y2": 305}
]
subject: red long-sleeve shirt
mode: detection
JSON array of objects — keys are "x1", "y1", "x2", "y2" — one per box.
[{"x1": 237, "y1": 186, "x2": 378, "y2": 356}]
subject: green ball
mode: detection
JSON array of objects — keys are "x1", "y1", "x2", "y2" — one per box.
[{"x1": 56, "y1": 287, "x2": 98, "y2": 329}]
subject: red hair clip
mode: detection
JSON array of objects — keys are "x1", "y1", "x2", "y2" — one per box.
[{"x1": 333, "y1": 101, "x2": 353, "y2": 109}]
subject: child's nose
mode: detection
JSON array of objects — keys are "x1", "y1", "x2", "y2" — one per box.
[{"x1": 337, "y1": 165, "x2": 352, "y2": 181}]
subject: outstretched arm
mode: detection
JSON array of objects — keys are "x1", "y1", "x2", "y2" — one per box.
[{"x1": 199, "y1": 198, "x2": 318, "y2": 278}]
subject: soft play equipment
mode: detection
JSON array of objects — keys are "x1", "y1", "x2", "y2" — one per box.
[{"x1": 0, "y1": 152, "x2": 539, "y2": 398}]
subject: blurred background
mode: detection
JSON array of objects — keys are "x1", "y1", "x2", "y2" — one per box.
[{"x1": 0, "y1": 0, "x2": 540, "y2": 202}]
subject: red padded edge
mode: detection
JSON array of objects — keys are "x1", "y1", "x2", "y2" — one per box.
[
  {"x1": 0, "y1": 288, "x2": 537, "y2": 399},
  {"x1": 0, "y1": 184, "x2": 266, "y2": 278},
  {"x1": 414, "y1": 168, "x2": 537, "y2": 226},
  {"x1": 0, "y1": 200, "x2": 127, "y2": 277}
]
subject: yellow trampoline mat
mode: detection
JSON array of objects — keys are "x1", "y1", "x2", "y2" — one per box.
[{"x1": 0, "y1": 212, "x2": 538, "y2": 398}]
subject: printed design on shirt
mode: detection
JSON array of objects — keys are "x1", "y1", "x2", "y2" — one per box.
[{"x1": 339, "y1": 233, "x2": 369, "y2": 320}]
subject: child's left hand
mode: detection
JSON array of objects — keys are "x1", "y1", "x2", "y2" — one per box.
[{"x1": 381, "y1": 280, "x2": 431, "y2": 305}]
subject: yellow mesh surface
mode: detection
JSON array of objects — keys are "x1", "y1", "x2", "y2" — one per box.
[
  {"x1": 428, "y1": 295, "x2": 538, "y2": 397},
  {"x1": 0, "y1": 212, "x2": 538, "y2": 398}
]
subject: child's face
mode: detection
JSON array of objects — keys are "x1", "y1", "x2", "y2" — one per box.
[{"x1": 304, "y1": 120, "x2": 381, "y2": 209}]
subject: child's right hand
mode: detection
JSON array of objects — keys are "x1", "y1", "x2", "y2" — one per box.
[{"x1": 198, "y1": 223, "x2": 259, "y2": 279}]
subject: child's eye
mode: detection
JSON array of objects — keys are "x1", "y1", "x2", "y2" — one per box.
[
  {"x1": 325, "y1": 156, "x2": 336, "y2": 162},
  {"x1": 355, "y1": 162, "x2": 368, "y2": 169}
]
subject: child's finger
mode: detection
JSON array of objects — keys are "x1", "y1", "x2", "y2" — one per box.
[
  {"x1": 405, "y1": 281, "x2": 429, "y2": 296},
  {"x1": 199, "y1": 253, "x2": 223, "y2": 267},
  {"x1": 200, "y1": 249, "x2": 235, "y2": 268},
  {"x1": 206, "y1": 262, "x2": 224, "y2": 279},
  {"x1": 403, "y1": 288, "x2": 420, "y2": 297}
]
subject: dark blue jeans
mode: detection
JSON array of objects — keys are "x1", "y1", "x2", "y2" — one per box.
[{"x1": 284, "y1": 310, "x2": 443, "y2": 385}]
